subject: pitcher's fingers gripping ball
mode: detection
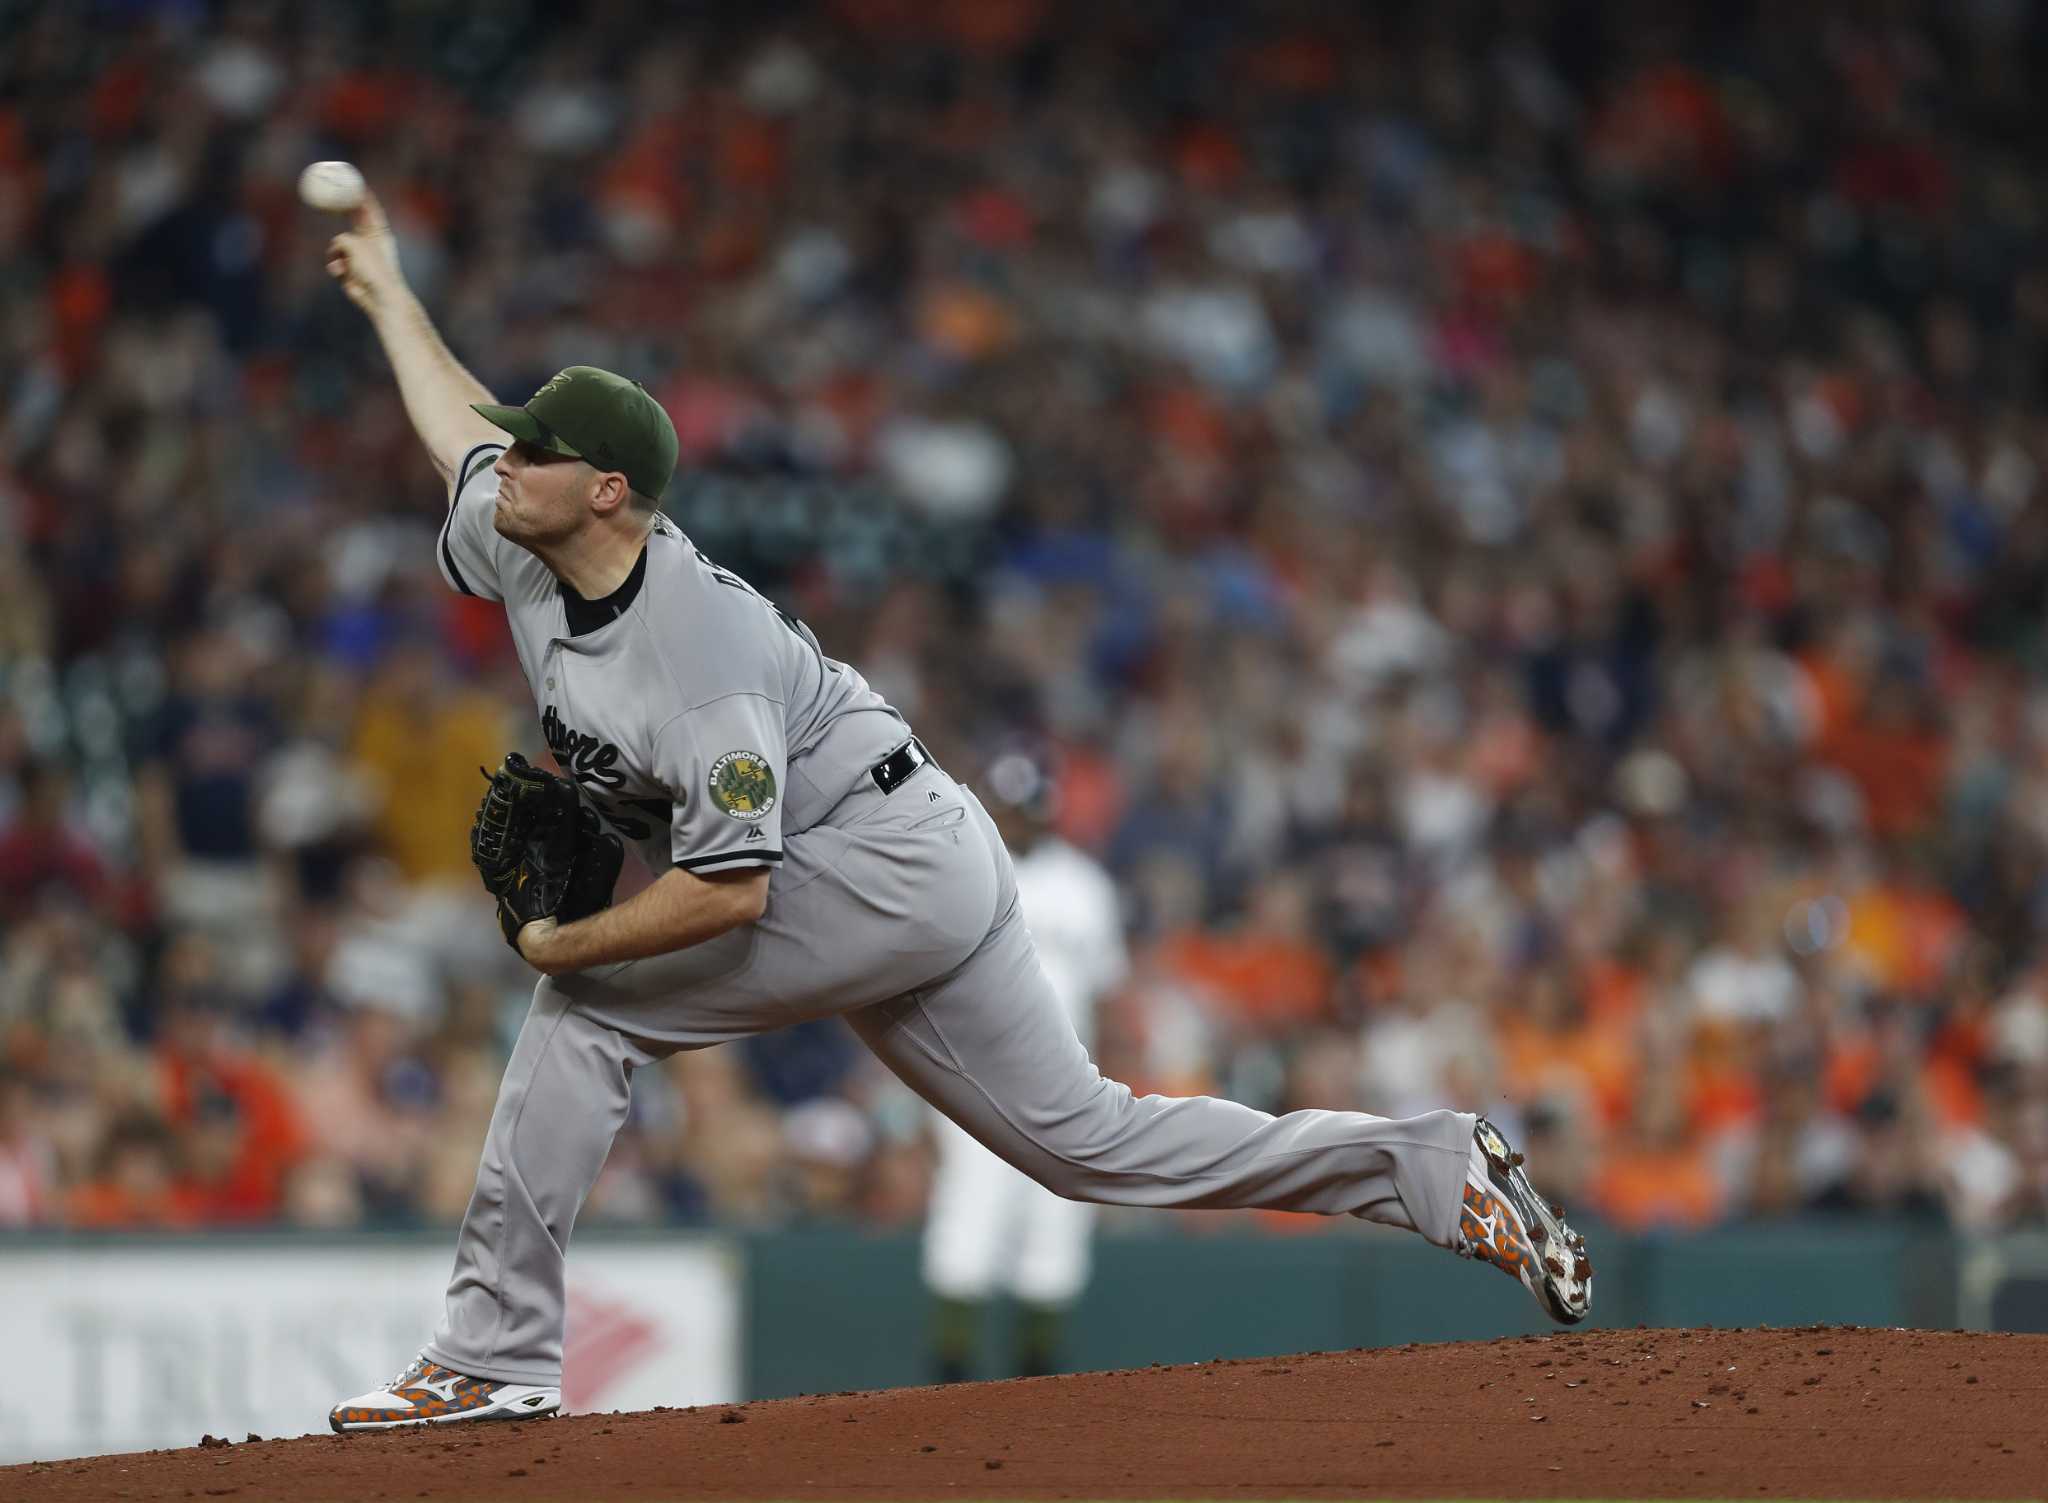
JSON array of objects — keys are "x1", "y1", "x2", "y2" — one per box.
[
  {"x1": 470, "y1": 752, "x2": 624, "y2": 951},
  {"x1": 314, "y1": 171, "x2": 403, "y2": 317}
]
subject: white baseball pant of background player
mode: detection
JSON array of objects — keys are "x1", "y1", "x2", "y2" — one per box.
[{"x1": 921, "y1": 830, "x2": 1128, "y2": 1340}]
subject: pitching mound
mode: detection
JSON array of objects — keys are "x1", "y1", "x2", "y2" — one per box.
[{"x1": 7, "y1": 1326, "x2": 2044, "y2": 1500}]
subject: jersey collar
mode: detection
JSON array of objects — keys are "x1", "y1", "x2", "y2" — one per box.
[{"x1": 558, "y1": 543, "x2": 648, "y2": 636}]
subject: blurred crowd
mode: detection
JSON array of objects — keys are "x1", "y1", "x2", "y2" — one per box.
[{"x1": 5, "y1": 0, "x2": 2048, "y2": 1241}]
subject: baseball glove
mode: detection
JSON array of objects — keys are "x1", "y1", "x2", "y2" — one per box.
[{"x1": 469, "y1": 752, "x2": 625, "y2": 950}]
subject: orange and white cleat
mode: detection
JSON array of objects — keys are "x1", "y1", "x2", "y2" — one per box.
[
  {"x1": 329, "y1": 1353, "x2": 560, "y2": 1432},
  {"x1": 1456, "y1": 1117, "x2": 1593, "y2": 1324}
]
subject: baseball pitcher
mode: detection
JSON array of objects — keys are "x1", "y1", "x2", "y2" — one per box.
[{"x1": 320, "y1": 186, "x2": 1592, "y2": 1431}]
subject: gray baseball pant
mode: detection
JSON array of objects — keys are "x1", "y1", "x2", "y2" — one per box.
[{"x1": 424, "y1": 763, "x2": 1475, "y2": 1385}]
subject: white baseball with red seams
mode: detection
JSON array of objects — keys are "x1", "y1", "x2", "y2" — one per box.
[{"x1": 297, "y1": 160, "x2": 366, "y2": 213}]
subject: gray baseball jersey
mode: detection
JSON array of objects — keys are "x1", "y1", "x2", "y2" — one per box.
[{"x1": 436, "y1": 441, "x2": 911, "y2": 878}]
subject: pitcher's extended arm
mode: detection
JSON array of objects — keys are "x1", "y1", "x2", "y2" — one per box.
[{"x1": 325, "y1": 190, "x2": 502, "y2": 489}]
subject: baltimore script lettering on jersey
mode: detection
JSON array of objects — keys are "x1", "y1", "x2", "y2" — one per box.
[
  {"x1": 541, "y1": 704, "x2": 668, "y2": 840},
  {"x1": 542, "y1": 704, "x2": 626, "y2": 789}
]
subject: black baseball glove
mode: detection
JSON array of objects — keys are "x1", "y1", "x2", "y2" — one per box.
[{"x1": 469, "y1": 752, "x2": 625, "y2": 950}]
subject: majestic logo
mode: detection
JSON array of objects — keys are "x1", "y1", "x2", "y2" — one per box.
[{"x1": 708, "y1": 750, "x2": 777, "y2": 820}]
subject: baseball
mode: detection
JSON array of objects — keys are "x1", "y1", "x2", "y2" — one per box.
[{"x1": 298, "y1": 160, "x2": 366, "y2": 213}]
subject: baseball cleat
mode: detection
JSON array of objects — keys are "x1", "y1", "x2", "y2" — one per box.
[
  {"x1": 329, "y1": 1353, "x2": 561, "y2": 1432},
  {"x1": 1456, "y1": 1117, "x2": 1593, "y2": 1324}
]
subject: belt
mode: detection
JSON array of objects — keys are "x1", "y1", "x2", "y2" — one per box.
[{"x1": 870, "y1": 736, "x2": 933, "y2": 795}]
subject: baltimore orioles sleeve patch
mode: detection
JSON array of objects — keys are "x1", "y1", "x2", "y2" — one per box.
[{"x1": 708, "y1": 750, "x2": 777, "y2": 820}]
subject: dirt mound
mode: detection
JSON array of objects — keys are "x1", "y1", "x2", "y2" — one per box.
[{"x1": 8, "y1": 1326, "x2": 2044, "y2": 1500}]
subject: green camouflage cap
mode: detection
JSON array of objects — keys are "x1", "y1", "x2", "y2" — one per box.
[{"x1": 473, "y1": 366, "x2": 679, "y2": 502}]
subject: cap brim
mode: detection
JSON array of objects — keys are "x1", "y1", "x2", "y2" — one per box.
[{"x1": 471, "y1": 403, "x2": 582, "y2": 458}]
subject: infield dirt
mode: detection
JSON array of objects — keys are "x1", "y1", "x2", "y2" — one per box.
[{"x1": 6, "y1": 1325, "x2": 2043, "y2": 1501}]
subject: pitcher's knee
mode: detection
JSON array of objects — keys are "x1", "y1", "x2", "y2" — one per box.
[
  {"x1": 1020, "y1": 1155, "x2": 1094, "y2": 1202},
  {"x1": 1011, "y1": 1124, "x2": 1139, "y2": 1203},
  {"x1": 1010, "y1": 1080, "x2": 1149, "y2": 1202}
]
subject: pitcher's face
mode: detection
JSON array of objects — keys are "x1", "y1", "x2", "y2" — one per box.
[{"x1": 492, "y1": 440, "x2": 599, "y2": 547}]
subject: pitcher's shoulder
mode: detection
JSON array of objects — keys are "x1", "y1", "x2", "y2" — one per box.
[
  {"x1": 635, "y1": 526, "x2": 798, "y2": 693},
  {"x1": 647, "y1": 528, "x2": 785, "y2": 625},
  {"x1": 645, "y1": 520, "x2": 744, "y2": 599}
]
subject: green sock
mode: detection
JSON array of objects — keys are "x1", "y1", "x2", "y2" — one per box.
[
  {"x1": 1016, "y1": 1301, "x2": 1065, "y2": 1378},
  {"x1": 932, "y1": 1295, "x2": 980, "y2": 1384}
]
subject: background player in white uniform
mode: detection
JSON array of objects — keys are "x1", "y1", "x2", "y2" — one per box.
[
  {"x1": 319, "y1": 184, "x2": 1593, "y2": 1432},
  {"x1": 922, "y1": 750, "x2": 1126, "y2": 1382}
]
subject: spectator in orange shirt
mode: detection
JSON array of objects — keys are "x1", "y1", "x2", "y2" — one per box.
[
  {"x1": 150, "y1": 938, "x2": 308, "y2": 1222},
  {"x1": 1158, "y1": 872, "x2": 1334, "y2": 1031},
  {"x1": 1498, "y1": 962, "x2": 1638, "y2": 1131},
  {"x1": 1683, "y1": 1019, "x2": 1766, "y2": 1137},
  {"x1": 1839, "y1": 845, "x2": 1967, "y2": 998},
  {"x1": 1591, "y1": 1063, "x2": 1726, "y2": 1232},
  {"x1": 66, "y1": 1113, "x2": 201, "y2": 1230}
]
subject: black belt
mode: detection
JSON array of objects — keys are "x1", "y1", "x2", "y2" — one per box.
[{"x1": 870, "y1": 736, "x2": 933, "y2": 795}]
